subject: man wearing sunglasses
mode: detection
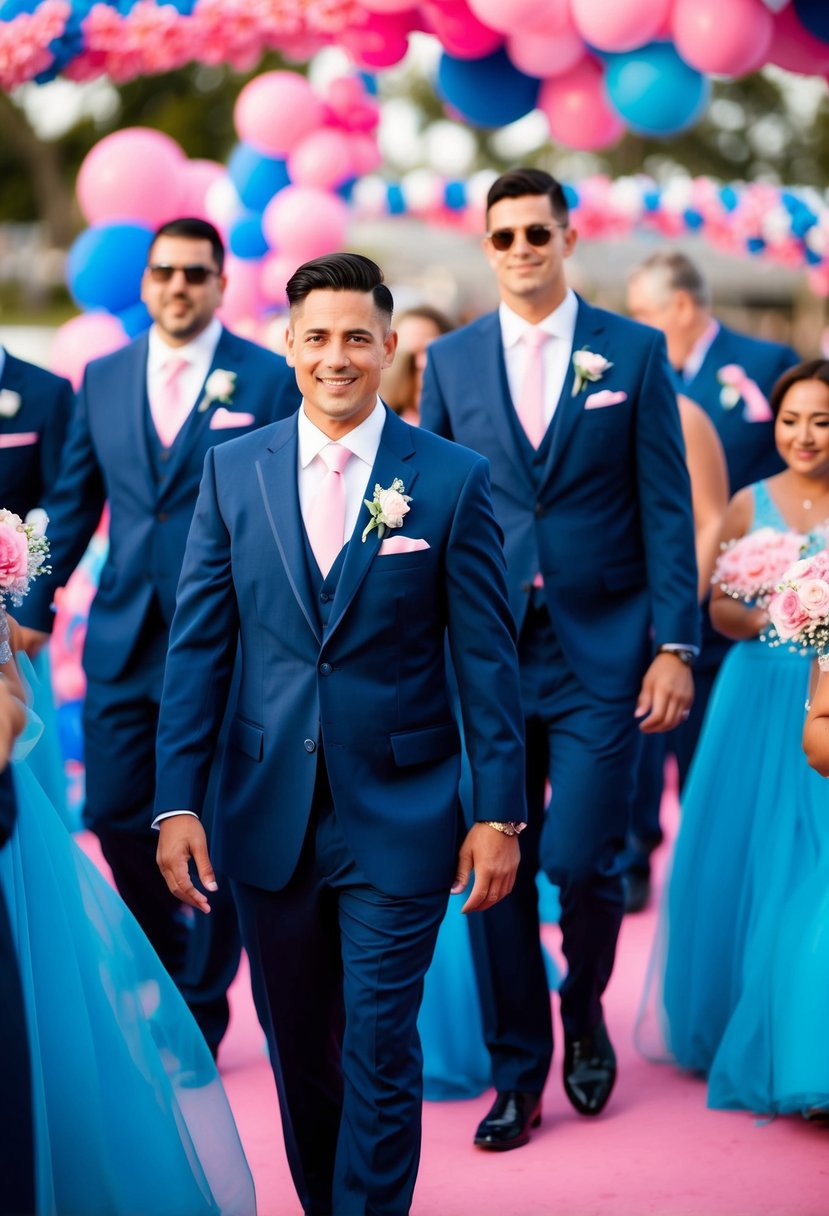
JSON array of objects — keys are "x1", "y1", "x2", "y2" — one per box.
[
  {"x1": 421, "y1": 168, "x2": 698, "y2": 1147},
  {"x1": 16, "y1": 216, "x2": 300, "y2": 1060}
]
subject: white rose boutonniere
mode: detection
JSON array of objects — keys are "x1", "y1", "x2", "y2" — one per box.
[
  {"x1": 0, "y1": 389, "x2": 22, "y2": 418},
  {"x1": 198, "y1": 369, "x2": 237, "y2": 412},
  {"x1": 571, "y1": 349, "x2": 613, "y2": 397},
  {"x1": 362, "y1": 478, "x2": 412, "y2": 542}
]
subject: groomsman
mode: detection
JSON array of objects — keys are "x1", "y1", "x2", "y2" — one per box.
[
  {"x1": 154, "y1": 253, "x2": 526, "y2": 1214},
  {"x1": 623, "y1": 251, "x2": 799, "y2": 910},
  {"x1": 0, "y1": 344, "x2": 73, "y2": 516},
  {"x1": 16, "y1": 217, "x2": 300, "y2": 1056},
  {"x1": 421, "y1": 169, "x2": 699, "y2": 1146}
]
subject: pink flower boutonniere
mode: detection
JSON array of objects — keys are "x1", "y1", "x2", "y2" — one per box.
[
  {"x1": 717, "y1": 364, "x2": 773, "y2": 422},
  {"x1": 362, "y1": 478, "x2": 412, "y2": 542},
  {"x1": 198, "y1": 368, "x2": 237, "y2": 412},
  {"x1": 0, "y1": 507, "x2": 50, "y2": 606},
  {"x1": 572, "y1": 349, "x2": 613, "y2": 396}
]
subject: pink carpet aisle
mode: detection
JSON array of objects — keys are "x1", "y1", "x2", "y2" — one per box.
[{"x1": 81, "y1": 788, "x2": 828, "y2": 1216}]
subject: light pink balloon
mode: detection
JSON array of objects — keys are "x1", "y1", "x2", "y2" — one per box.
[
  {"x1": 347, "y1": 131, "x2": 383, "y2": 176},
  {"x1": 263, "y1": 187, "x2": 350, "y2": 264},
  {"x1": 76, "y1": 128, "x2": 185, "y2": 227},
  {"x1": 672, "y1": 0, "x2": 773, "y2": 76},
  {"x1": 768, "y1": 5, "x2": 829, "y2": 74},
  {"x1": 422, "y1": 0, "x2": 503, "y2": 59},
  {"x1": 50, "y1": 312, "x2": 128, "y2": 389},
  {"x1": 218, "y1": 255, "x2": 264, "y2": 332},
  {"x1": 539, "y1": 59, "x2": 626, "y2": 152},
  {"x1": 235, "y1": 72, "x2": 326, "y2": 157},
  {"x1": 570, "y1": 0, "x2": 673, "y2": 52},
  {"x1": 288, "y1": 129, "x2": 356, "y2": 191},
  {"x1": 261, "y1": 253, "x2": 299, "y2": 306},
  {"x1": 466, "y1": 0, "x2": 547, "y2": 34},
  {"x1": 178, "y1": 159, "x2": 226, "y2": 221},
  {"x1": 507, "y1": 29, "x2": 585, "y2": 78}
]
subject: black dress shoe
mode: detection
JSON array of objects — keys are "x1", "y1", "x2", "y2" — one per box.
[
  {"x1": 563, "y1": 1021, "x2": 617, "y2": 1116},
  {"x1": 623, "y1": 868, "x2": 651, "y2": 914},
  {"x1": 473, "y1": 1090, "x2": 542, "y2": 1151}
]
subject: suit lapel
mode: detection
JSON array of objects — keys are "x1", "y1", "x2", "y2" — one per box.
[
  {"x1": 256, "y1": 421, "x2": 321, "y2": 645},
  {"x1": 161, "y1": 327, "x2": 241, "y2": 492},
  {"x1": 325, "y1": 409, "x2": 418, "y2": 644},
  {"x1": 540, "y1": 296, "x2": 607, "y2": 487},
  {"x1": 476, "y1": 313, "x2": 535, "y2": 485}
]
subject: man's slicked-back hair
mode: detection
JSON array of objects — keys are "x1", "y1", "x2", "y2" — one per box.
[
  {"x1": 286, "y1": 253, "x2": 394, "y2": 322},
  {"x1": 150, "y1": 217, "x2": 225, "y2": 272},
  {"x1": 486, "y1": 169, "x2": 569, "y2": 225}
]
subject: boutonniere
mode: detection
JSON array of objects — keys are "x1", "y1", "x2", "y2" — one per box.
[
  {"x1": 0, "y1": 389, "x2": 22, "y2": 418},
  {"x1": 717, "y1": 364, "x2": 744, "y2": 409},
  {"x1": 198, "y1": 368, "x2": 237, "y2": 412},
  {"x1": 717, "y1": 364, "x2": 773, "y2": 421},
  {"x1": 361, "y1": 478, "x2": 412, "y2": 543},
  {"x1": 571, "y1": 348, "x2": 613, "y2": 396}
]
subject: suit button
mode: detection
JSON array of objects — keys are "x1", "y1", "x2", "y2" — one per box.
[
  {"x1": 304, "y1": 738, "x2": 316, "y2": 753},
  {"x1": 319, "y1": 591, "x2": 330, "y2": 603},
  {"x1": 534, "y1": 503, "x2": 545, "y2": 517},
  {"x1": 319, "y1": 662, "x2": 332, "y2": 676},
  {"x1": 156, "y1": 511, "x2": 169, "y2": 522},
  {"x1": 159, "y1": 450, "x2": 171, "y2": 463},
  {"x1": 521, "y1": 580, "x2": 532, "y2": 593}
]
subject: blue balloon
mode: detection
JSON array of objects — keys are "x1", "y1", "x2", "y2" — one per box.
[
  {"x1": 719, "y1": 185, "x2": 739, "y2": 212},
  {"x1": 444, "y1": 181, "x2": 466, "y2": 211},
  {"x1": 117, "y1": 300, "x2": 152, "y2": 338},
  {"x1": 563, "y1": 184, "x2": 579, "y2": 210},
  {"x1": 227, "y1": 143, "x2": 290, "y2": 212},
  {"x1": 604, "y1": 42, "x2": 710, "y2": 138},
  {"x1": 683, "y1": 208, "x2": 704, "y2": 230},
  {"x1": 57, "y1": 700, "x2": 84, "y2": 765},
  {"x1": 793, "y1": 0, "x2": 829, "y2": 44},
  {"x1": 67, "y1": 223, "x2": 153, "y2": 313},
  {"x1": 437, "y1": 48, "x2": 540, "y2": 129},
  {"x1": 386, "y1": 184, "x2": 406, "y2": 215},
  {"x1": 228, "y1": 212, "x2": 269, "y2": 260}
]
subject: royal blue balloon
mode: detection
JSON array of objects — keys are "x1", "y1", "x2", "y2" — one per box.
[
  {"x1": 747, "y1": 237, "x2": 766, "y2": 253},
  {"x1": 793, "y1": 0, "x2": 829, "y2": 44},
  {"x1": 227, "y1": 144, "x2": 290, "y2": 212},
  {"x1": 604, "y1": 42, "x2": 710, "y2": 138},
  {"x1": 563, "y1": 184, "x2": 579, "y2": 209},
  {"x1": 386, "y1": 184, "x2": 406, "y2": 215},
  {"x1": 683, "y1": 208, "x2": 703, "y2": 230},
  {"x1": 228, "y1": 212, "x2": 269, "y2": 260},
  {"x1": 444, "y1": 181, "x2": 466, "y2": 211},
  {"x1": 67, "y1": 224, "x2": 152, "y2": 313},
  {"x1": 437, "y1": 48, "x2": 540, "y2": 129},
  {"x1": 719, "y1": 185, "x2": 739, "y2": 212},
  {"x1": 117, "y1": 300, "x2": 152, "y2": 338}
]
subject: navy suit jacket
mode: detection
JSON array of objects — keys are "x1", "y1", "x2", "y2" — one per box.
[
  {"x1": 0, "y1": 351, "x2": 73, "y2": 519},
  {"x1": 155, "y1": 408, "x2": 527, "y2": 898},
  {"x1": 420, "y1": 298, "x2": 699, "y2": 701},
  {"x1": 678, "y1": 323, "x2": 799, "y2": 493},
  {"x1": 17, "y1": 328, "x2": 300, "y2": 682}
]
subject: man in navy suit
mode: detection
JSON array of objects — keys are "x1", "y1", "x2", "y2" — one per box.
[
  {"x1": 154, "y1": 253, "x2": 527, "y2": 1215},
  {"x1": 624, "y1": 251, "x2": 800, "y2": 910},
  {"x1": 420, "y1": 169, "x2": 699, "y2": 1146},
  {"x1": 0, "y1": 346, "x2": 73, "y2": 518},
  {"x1": 16, "y1": 218, "x2": 300, "y2": 1056}
]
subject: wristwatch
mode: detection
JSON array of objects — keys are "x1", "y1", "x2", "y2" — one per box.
[
  {"x1": 484, "y1": 821, "x2": 527, "y2": 837},
  {"x1": 658, "y1": 645, "x2": 695, "y2": 666}
]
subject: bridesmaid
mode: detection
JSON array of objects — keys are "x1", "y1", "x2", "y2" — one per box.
[{"x1": 642, "y1": 359, "x2": 829, "y2": 1118}]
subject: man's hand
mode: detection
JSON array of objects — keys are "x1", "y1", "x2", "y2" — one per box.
[
  {"x1": 451, "y1": 822, "x2": 520, "y2": 914},
  {"x1": 0, "y1": 680, "x2": 26, "y2": 770},
  {"x1": 156, "y1": 814, "x2": 218, "y2": 914},
  {"x1": 635, "y1": 652, "x2": 694, "y2": 734},
  {"x1": 16, "y1": 626, "x2": 49, "y2": 659}
]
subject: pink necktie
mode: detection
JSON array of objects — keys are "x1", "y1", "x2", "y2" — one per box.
[
  {"x1": 151, "y1": 356, "x2": 190, "y2": 448},
  {"x1": 516, "y1": 327, "x2": 549, "y2": 448},
  {"x1": 306, "y1": 444, "x2": 353, "y2": 578}
]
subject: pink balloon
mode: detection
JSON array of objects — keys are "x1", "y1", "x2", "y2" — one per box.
[
  {"x1": 326, "y1": 77, "x2": 380, "y2": 132},
  {"x1": 234, "y1": 72, "x2": 326, "y2": 157},
  {"x1": 347, "y1": 131, "x2": 383, "y2": 176},
  {"x1": 76, "y1": 128, "x2": 185, "y2": 227},
  {"x1": 342, "y1": 11, "x2": 414, "y2": 67},
  {"x1": 50, "y1": 312, "x2": 128, "y2": 389},
  {"x1": 570, "y1": 0, "x2": 673, "y2": 52},
  {"x1": 361, "y1": 0, "x2": 416, "y2": 9},
  {"x1": 288, "y1": 129, "x2": 356, "y2": 191},
  {"x1": 422, "y1": 0, "x2": 503, "y2": 58},
  {"x1": 538, "y1": 59, "x2": 625, "y2": 152},
  {"x1": 672, "y1": 0, "x2": 773, "y2": 76},
  {"x1": 768, "y1": 5, "x2": 829, "y2": 74},
  {"x1": 507, "y1": 29, "x2": 585, "y2": 78},
  {"x1": 178, "y1": 159, "x2": 226, "y2": 221},
  {"x1": 262, "y1": 187, "x2": 349, "y2": 264},
  {"x1": 261, "y1": 253, "x2": 299, "y2": 306},
  {"x1": 466, "y1": 0, "x2": 547, "y2": 34},
  {"x1": 218, "y1": 255, "x2": 264, "y2": 332}
]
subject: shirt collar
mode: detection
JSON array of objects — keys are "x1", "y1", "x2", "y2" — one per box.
[
  {"x1": 499, "y1": 289, "x2": 579, "y2": 349},
  {"x1": 682, "y1": 318, "x2": 720, "y2": 382},
  {"x1": 0, "y1": 346, "x2": 5, "y2": 382},
  {"x1": 298, "y1": 398, "x2": 386, "y2": 469},
  {"x1": 147, "y1": 316, "x2": 223, "y2": 371}
]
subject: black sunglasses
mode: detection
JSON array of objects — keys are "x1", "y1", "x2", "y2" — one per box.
[
  {"x1": 147, "y1": 264, "x2": 220, "y2": 285},
  {"x1": 486, "y1": 223, "x2": 567, "y2": 251}
]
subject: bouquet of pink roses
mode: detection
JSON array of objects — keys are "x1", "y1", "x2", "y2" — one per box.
[
  {"x1": 767, "y1": 549, "x2": 829, "y2": 663},
  {"x1": 0, "y1": 508, "x2": 50, "y2": 607},
  {"x1": 712, "y1": 527, "x2": 806, "y2": 607}
]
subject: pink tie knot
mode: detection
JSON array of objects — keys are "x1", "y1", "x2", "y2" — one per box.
[
  {"x1": 319, "y1": 443, "x2": 352, "y2": 475},
  {"x1": 523, "y1": 327, "x2": 548, "y2": 350}
]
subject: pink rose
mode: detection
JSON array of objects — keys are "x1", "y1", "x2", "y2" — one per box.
[
  {"x1": 0, "y1": 522, "x2": 28, "y2": 588},
  {"x1": 718, "y1": 363, "x2": 745, "y2": 386},
  {"x1": 769, "y1": 587, "x2": 811, "y2": 640},
  {"x1": 575, "y1": 352, "x2": 611, "y2": 377},
  {"x1": 796, "y1": 578, "x2": 829, "y2": 620},
  {"x1": 376, "y1": 489, "x2": 410, "y2": 528}
]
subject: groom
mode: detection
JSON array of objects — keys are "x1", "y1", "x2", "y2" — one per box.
[{"x1": 154, "y1": 253, "x2": 527, "y2": 1214}]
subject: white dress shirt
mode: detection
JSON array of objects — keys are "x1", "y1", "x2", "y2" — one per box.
[
  {"x1": 499, "y1": 289, "x2": 579, "y2": 427},
  {"x1": 146, "y1": 316, "x2": 223, "y2": 414},
  {"x1": 681, "y1": 319, "x2": 720, "y2": 383},
  {"x1": 297, "y1": 398, "x2": 386, "y2": 542}
]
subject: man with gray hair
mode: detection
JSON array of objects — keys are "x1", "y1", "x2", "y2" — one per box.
[{"x1": 624, "y1": 250, "x2": 798, "y2": 910}]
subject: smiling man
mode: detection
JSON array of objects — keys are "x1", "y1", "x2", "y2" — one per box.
[{"x1": 154, "y1": 252, "x2": 527, "y2": 1216}]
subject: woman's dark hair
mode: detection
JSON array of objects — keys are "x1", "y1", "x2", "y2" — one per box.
[
  {"x1": 396, "y1": 305, "x2": 453, "y2": 336},
  {"x1": 286, "y1": 253, "x2": 393, "y2": 320},
  {"x1": 770, "y1": 359, "x2": 829, "y2": 417},
  {"x1": 486, "y1": 169, "x2": 569, "y2": 225},
  {"x1": 150, "y1": 218, "x2": 225, "y2": 272}
]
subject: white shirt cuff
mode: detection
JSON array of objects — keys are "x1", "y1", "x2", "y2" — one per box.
[{"x1": 152, "y1": 810, "x2": 198, "y2": 831}]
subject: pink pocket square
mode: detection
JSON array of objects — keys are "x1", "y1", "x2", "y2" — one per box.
[
  {"x1": 209, "y1": 407, "x2": 255, "y2": 430},
  {"x1": 584, "y1": 390, "x2": 628, "y2": 410},
  {"x1": 378, "y1": 536, "x2": 431, "y2": 556},
  {"x1": 0, "y1": 431, "x2": 38, "y2": 448}
]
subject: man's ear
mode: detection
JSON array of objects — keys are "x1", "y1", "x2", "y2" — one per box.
[{"x1": 285, "y1": 323, "x2": 296, "y2": 367}]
